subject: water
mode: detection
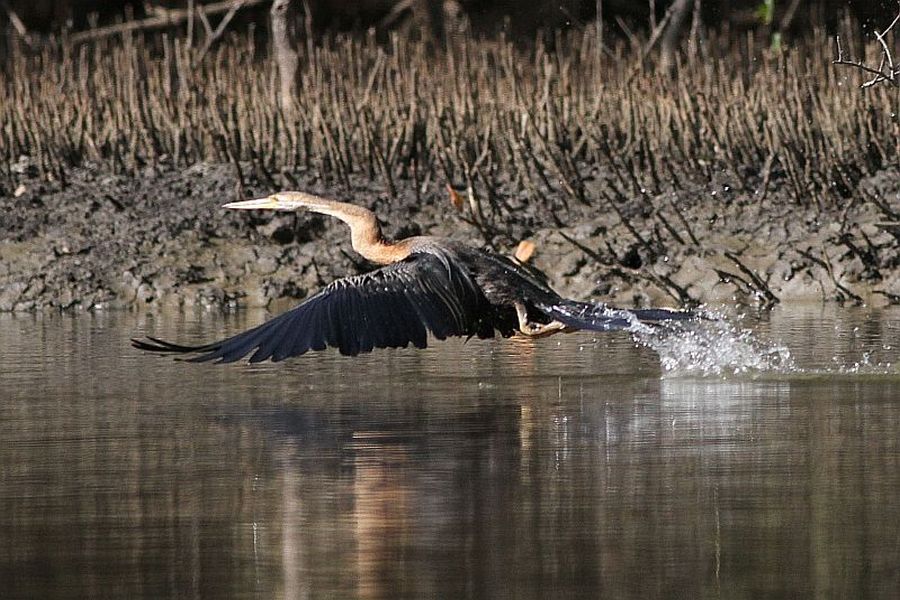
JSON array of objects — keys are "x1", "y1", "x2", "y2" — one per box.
[{"x1": 0, "y1": 306, "x2": 898, "y2": 599}]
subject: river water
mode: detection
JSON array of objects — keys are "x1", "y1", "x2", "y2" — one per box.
[{"x1": 0, "y1": 306, "x2": 898, "y2": 599}]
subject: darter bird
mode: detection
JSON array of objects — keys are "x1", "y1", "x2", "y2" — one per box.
[{"x1": 132, "y1": 192, "x2": 695, "y2": 363}]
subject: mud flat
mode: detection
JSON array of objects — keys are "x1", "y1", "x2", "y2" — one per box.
[{"x1": 1, "y1": 159, "x2": 896, "y2": 313}]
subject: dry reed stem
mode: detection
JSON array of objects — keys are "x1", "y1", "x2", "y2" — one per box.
[{"x1": 1, "y1": 22, "x2": 898, "y2": 217}]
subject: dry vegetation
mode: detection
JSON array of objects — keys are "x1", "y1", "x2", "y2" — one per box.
[
  {"x1": 1, "y1": 18, "x2": 898, "y2": 309},
  {"x1": 2, "y1": 20, "x2": 898, "y2": 205}
]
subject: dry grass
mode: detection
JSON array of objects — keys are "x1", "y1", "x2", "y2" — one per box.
[{"x1": 1, "y1": 20, "x2": 898, "y2": 217}]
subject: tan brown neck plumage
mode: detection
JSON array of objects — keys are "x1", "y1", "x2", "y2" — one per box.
[{"x1": 276, "y1": 192, "x2": 412, "y2": 264}]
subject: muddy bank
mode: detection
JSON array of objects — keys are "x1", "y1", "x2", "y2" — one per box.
[{"x1": 0, "y1": 160, "x2": 898, "y2": 313}]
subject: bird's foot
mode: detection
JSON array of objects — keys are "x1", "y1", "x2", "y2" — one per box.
[
  {"x1": 515, "y1": 303, "x2": 572, "y2": 337},
  {"x1": 518, "y1": 320, "x2": 571, "y2": 337}
]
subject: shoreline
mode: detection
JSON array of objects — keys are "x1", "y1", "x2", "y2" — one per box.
[{"x1": 1, "y1": 161, "x2": 897, "y2": 313}]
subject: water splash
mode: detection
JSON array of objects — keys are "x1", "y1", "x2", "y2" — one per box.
[
  {"x1": 625, "y1": 309, "x2": 796, "y2": 377},
  {"x1": 545, "y1": 301, "x2": 895, "y2": 377},
  {"x1": 826, "y1": 351, "x2": 896, "y2": 376},
  {"x1": 622, "y1": 308, "x2": 899, "y2": 378}
]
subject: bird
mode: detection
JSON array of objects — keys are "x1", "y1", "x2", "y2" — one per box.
[{"x1": 132, "y1": 191, "x2": 696, "y2": 363}]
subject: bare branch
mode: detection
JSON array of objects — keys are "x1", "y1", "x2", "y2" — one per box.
[
  {"x1": 779, "y1": 0, "x2": 802, "y2": 31},
  {"x1": 0, "y1": 0, "x2": 33, "y2": 47},
  {"x1": 832, "y1": 8, "x2": 900, "y2": 88},
  {"x1": 271, "y1": 0, "x2": 300, "y2": 110},
  {"x1": 68, "y1": 0, "x2": 269, "y2": 44},
  {"x1": 195, "y1": 4, "x2": 215, "y2": 39},
  {"x1": 195, "y1": 0, "x2": 247, "y2": 63},
  {"x1": 640, "y1": 0, "x2": 682, "y2": 62}
]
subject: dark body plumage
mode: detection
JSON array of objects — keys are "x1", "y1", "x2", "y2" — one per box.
[{"x1": 133, "y1": 238, "x2": 692, "y2": 363}]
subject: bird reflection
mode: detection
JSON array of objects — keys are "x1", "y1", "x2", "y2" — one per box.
[{"x1": 350, "y1": 436, "x2": 413, "y2": 600}]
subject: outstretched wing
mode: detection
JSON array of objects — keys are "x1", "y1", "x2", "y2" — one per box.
[{"x1": 132, "y1": 251, "x2": 489, "y2": 363}]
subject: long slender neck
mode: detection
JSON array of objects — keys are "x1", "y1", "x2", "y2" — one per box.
[{"x1": 278, "y1": 192, "x2": 411, "y2": 264}]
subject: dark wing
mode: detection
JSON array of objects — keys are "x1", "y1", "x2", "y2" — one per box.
[{"x1": 132, "y1": 250, "x2": 491, "y2": 363}]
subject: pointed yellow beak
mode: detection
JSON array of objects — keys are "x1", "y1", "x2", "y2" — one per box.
[{"x1": 222, "y1": 196, "x2": 284, "y2": 210}]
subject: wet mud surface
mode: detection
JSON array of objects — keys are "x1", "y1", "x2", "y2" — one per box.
[{"x1": 1, "y1": 160, "x2": 898, "y2": 312}]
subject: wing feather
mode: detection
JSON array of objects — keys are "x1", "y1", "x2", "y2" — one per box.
[{"x1": 132, "y1": 250, "x2": 488, "y2": 363}]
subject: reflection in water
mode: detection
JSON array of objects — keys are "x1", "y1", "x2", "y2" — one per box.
[{"x1": 0, "y1": 307, "x2": 898, "y2": 598}]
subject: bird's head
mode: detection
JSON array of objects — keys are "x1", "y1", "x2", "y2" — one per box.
[{"x1": 223, "y1": 193, "x2": 307, "y2": 212}]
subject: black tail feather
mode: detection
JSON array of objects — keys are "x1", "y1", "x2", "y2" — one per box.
[
  {"x1": 539, "y1": 301, "x2": 698, "y2": 333},
  {"x1": 130, "y1": 336, "x2": 212, "y2": 354},
  {"x1": 629, "y1": 307, "x2": 698, "y2": 322}
]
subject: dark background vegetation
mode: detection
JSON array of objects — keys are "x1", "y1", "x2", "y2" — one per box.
[{"x1": 1, "y1": 0, "x2": 898, "y2": 37}]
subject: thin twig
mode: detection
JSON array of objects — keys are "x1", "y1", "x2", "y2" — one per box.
[
  {"x1": 832, "y1": 9, "x2": 900, "y2": 88},
  {"x1": 68, "y1": 0, "x2": 269, "y2": 44},
  {"x1": 195, "y1": 0, "x2": 247, "y2": 63},
  {"x1": 723, "y1": 251, "x2": 780, "y2": 307},
  {"x1": 0, "y1": 0, "x2": 33, "y2": 47}
]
